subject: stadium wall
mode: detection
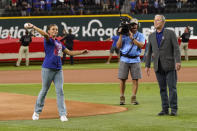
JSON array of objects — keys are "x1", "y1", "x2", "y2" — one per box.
[
  {"x1": 0, "y1": 14, "x2": 197, "y2": 62},
  {"x1": 0, "y1": 37, "x2": 197, "y2": 62}
]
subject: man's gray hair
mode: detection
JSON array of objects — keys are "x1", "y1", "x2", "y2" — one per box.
[{"x1": 155, "y1": 14, "x2": 165, "y2": 22}]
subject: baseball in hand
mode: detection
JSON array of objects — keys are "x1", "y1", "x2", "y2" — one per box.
[{"x1": 24, "y1": 23, "x2": 29, "y2": 28}]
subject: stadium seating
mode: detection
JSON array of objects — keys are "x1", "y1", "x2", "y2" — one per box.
[{"x1": 0, "y1": 1, "x2": 197, "y2": 17}]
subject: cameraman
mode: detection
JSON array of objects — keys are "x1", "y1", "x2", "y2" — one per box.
[{"x1": 117, "y1": 18, "x2": 145, "y2": 105}]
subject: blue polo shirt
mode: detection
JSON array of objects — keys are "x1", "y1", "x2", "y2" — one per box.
[
  {"x1": 42, "y1": 38, "x2": 66, "y2": 70},
  {"x1": 156, "y1": 28, "x2": 164, "y2": 48},
  {"x1": 120, "y1": 31, "x2": 145, "y2": 63},
  {"x1": 112, "y1": 35, "x2": 126, "y2": 47}
]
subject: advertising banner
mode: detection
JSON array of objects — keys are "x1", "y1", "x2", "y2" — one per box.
[{"x1": 0, "y1": 14, "x2": 197, "y2": 41}]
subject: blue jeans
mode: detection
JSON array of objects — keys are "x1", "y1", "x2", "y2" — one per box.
[{"x1": 34, "y1": 68, "x2": 67, "y2": 116}]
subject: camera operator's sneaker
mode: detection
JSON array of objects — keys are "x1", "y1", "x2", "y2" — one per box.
[
  {"x1": 60, "y1": 115, "x2": 68, "y2": 122},
  {"x1": 32, "y1": 112, "x2": 39, "y2": 120},
  {"x1": 120, "y1": 96, "x2": 125, "y2": 105},
  {"x1": 131, "y1": 96, "x2": 139, "y2": 105}
]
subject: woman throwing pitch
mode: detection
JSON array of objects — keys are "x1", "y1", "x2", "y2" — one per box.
[{"x1": 24, "y1": 23, "x2": 89, "y2": 122}]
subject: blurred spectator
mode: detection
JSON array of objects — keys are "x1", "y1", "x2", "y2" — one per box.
[
  {"x1": 79, "y1": 1, "x2": 84, "y2": 15},
  {"x1": 102, "y1": 0, "x2": 108, "y2": 11},
  {"x1": 58, "y1": 0, "x2": 65, "y2": 7},
  {"x1": 159, "y1": 0, "x2": 166, "y2": 13},
  {"x1": 33, "y1": 0, "x2": 40, "y2": 13},
  {"x1": 154, "y1": 0, "x2": 159, "y2": 13},
  {"x1": 115, "y1": 0, "x2": 119, "y2": 9},
  {"x1": 108, "y1": 0, "x2": 114, "y2": 10},
  {"x1": 182, "y1": 0, "x2": 187, "y2": 4},
  {"x1": 21, "y1": 0, "x2": 28, "y2": 16},
  {"x1": 176, "y1": 0, "x2": 182, "y2": 8},
  {"x1": 70, "y1": 4, "x2": 75, "y2": 15},
  {"x1": 136, "y1": 0, "x2": 143, "y2": 14},
  {"x1": 52, "y1": 0, "x2": 57, "y2": 8},
  {"x1": 46, "y1": 0, "x2": 52, "y2": 11},
  {"x1": 40, "y1": 0, "x2": 45, "y2": 10},
  {"x1": 130, "y1": 0, "x2": 137, "y2": 15},
  {"x1": 95, "y1": 0, "x2": 101, "y2": 5},
  {"x1": 64, "y1": 0, "x2": 70, "y2": 7},
  {"x1": 142, "y1": 0, "x2": 149, "y2": 14},
  {"x1": 26, "y1": 2, "x2": 32, "y2": 16},
  {"x1": 12, "y1": 0, "x2": 17, "y2": 7}
]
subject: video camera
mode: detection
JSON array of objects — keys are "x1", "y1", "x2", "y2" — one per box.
[
  {"x1": 118, "y1": 17, "x2": 138, "y2": 35},
  {"x1": 119, "y1": 17, "x2": 131, "y2": 35}
]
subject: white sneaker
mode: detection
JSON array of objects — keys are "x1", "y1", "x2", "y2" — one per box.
[
  {"x1": 32, "y1": 112, "x2": 39, "y2": 120},
  {"x1": 60, "y1": 115, "x2": 68, "y2": 122}
]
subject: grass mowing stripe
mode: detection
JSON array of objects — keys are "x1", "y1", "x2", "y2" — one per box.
[
  {"x1": 0, "y1": 60, "x2": 197, "y2": 71},
  {"x1": 0, "y1": 82, "x2": 197, "y2": 85},
  {"x1": 0, "y1": 82, "x2": 197, "y2": 131}
]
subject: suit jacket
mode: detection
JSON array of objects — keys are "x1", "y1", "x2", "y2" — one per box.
[{"x1": 145, "y1": 28, "x2": 181, "y2": 72}]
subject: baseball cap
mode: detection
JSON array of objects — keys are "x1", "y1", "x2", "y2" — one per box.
[{"x1": 130, "y1": 18, "x2": 139, "y2": 25}]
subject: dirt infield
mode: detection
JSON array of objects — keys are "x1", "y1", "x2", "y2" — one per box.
[
  {"x1": 0, "y1": 67, "x2": 196, "y2": 83},
  {"x1": 0, "y1": 67, "x2": 196, "y2": 121},
  {"x1": 0, "y1": 93, "x2": 127, "y2": 121}
]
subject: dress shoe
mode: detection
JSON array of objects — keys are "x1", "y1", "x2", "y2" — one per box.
[
  {"x1": 170, "y1": 111, "x2": 177, "y2": 116},
  {"x1": 158, "y1": 110, "x2": 169, "y2": 116}
]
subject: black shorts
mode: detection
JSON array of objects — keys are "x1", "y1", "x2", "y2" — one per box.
[{"x1": 110, "y1": 46, "x2": 119, "y2": 54}]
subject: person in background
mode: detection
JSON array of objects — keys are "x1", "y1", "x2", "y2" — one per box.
[
  {"x1": 176, "y1": 0, "x2": 182, "y2": 8},
  {"x1": 16, "y1": 30, "x2": 32, "y2": 67},
  {"x1": 130, "y1": 0, "x2": 137, "y2": 15},
  {"x1": 21, "y1": 0, "x2": 27, "y2": 16},
  {"x1": 60, "y1": 28, "x2": 67, "y2": 64},
  {"x1": 179, "y1": 26, "x2": 191, "y2": 61},
  {"x1": 142, "y1": 0, "x2": 149, "y2": 14},
  {"x1": 60, "y1": 29, "x2": 75, "y2": 65},
  {"x1": 46, "y1": 0, "x2": 52, "y2": 11},
  {"x1": 26, "y1": 2, "x2": 32, "y2": 16},
  {"x1": 117, "y1": 18, "x2": 145, "y2": 105},
  {"x1": 105, "y1": 32, "x2": 121, "y2": 64},
  {"x1": 154, "y1": 0, "x2": 159, "y2": 13},
  {"x1": 142, "y1": 26, "x2": 155, "y2": 62},
  {"x1": 145, "y1": 14, "x2": 181, "y2": 116},
  {"x1": 23, "y1": 23, "x2": 89, "y2": 122}
]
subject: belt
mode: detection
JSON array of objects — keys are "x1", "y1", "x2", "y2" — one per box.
[{"x1": 120, "y1": 52, "x2": 139, "y2": 59}]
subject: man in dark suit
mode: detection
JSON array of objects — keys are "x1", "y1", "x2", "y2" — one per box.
[{"x1": 145, "y1": 14, "x2": 181, "y2": 116}]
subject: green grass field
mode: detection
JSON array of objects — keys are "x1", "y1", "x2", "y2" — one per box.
[
  {"x1": 0, "y1": 83, "x2": 197, "y2": 131},
  {"x1": 0, "y1": 60, "x2": 197, "y2": 131}
]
